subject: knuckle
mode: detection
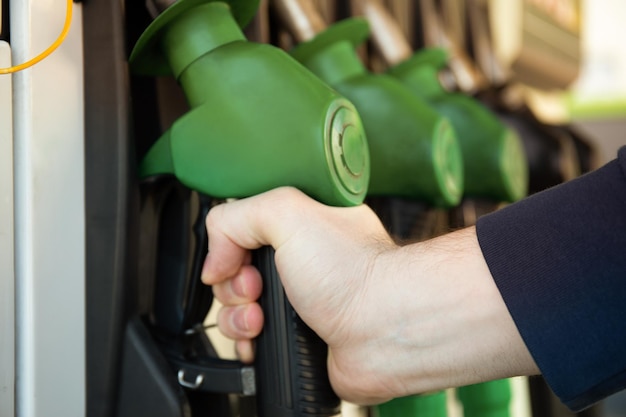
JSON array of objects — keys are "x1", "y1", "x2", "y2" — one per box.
[
  {"x1": 212, "y1": 281, "x2": 237, "y2": 306},
  {"x1": 205, "y1": 204, "x2": 223, "y2": 230},
  {"x1": 217, "y1": 307, "x2": 239, "y2": 339}
]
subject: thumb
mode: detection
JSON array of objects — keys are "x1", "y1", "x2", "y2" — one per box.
[{"x1": 201, "y1": 187, "x2": 312, "y2": 285}]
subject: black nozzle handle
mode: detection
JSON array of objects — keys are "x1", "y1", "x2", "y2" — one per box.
[{"x1": 253, "y1": 246, "x2": 341, "y2": 417}]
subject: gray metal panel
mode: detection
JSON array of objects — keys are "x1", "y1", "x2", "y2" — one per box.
[
  {"x1": 11, "y1": 1, "x2": 85, "y2": 416},
  {"x1": 0, "y1": 39, "x2": 15, "y2": 417}
]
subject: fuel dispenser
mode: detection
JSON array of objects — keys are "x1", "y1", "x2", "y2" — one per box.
[{"x1": 2, "y1": 1, "x2": 608, "y2": 416}]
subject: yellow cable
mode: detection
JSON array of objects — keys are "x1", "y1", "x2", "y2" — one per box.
[{"x1": 0, "y1": 0, "x2": 73, "y2": 74}]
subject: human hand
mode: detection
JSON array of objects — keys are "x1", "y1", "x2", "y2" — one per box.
[
  {"x1": 201, "y1": 187, "x2": 538, "y2": 404},
  {"x1": 201, "y1": 187, "x2": 398, "y2": 403}
]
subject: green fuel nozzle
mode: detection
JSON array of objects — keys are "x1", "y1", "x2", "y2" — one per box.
[
  {"x1": 130, "y1": 0, "x2": 370, "y2": 207},
  {"x1": 363, "y1": 0, "x2": 528, "y2": 203},
  {"x1": 272, "y1": 0, "x2": 464, "y2": 208},
  {"x1": 457, "y1": 379, "x2": 513, "y2": 417},
  {"x1": 373, "y1": 391, "x2": 448, "y2": 417},
  {"x1": 388, "y1": 49, "x2": 528, "y2": 202}
]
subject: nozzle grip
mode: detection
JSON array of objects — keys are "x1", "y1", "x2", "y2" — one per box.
[{"x1": 253, "y1": 246, "x2": 341, "y2": 417}]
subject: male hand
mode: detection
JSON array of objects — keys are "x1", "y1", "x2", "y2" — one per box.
[
  {"x1": 201, "y1": 187, "x2": 397, "y2": 403},
  {"x1": 201, "y1": 187, "x2": 538, "y2": 404}
]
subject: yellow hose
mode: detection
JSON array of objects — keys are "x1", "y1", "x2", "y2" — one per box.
[{"x1": 0, "y1": 0, "x2": 73, "y2": 74}]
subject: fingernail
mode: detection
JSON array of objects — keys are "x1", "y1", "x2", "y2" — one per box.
[
  {"x1": 200, "y1": 255, "x2": 212, "y2": 283},
  {"x1": 232, "y1": 306, "x2": 249, "y2": 333},
  {"x1": 232, "y1": 274, "x2": 247, "y2": 298},
  {"x1": 236, "y1": 340, "x2": 255, "y2": 364}
]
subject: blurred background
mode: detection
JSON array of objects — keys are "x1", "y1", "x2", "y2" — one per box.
[{"x1": 568, "y1": 0, "x2": 626, "y2": 165}]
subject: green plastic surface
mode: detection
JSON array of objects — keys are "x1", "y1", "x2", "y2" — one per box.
[
  {"x1": 291, "y1": 20, "x2": 464, "y2": 207},
  {"x1": 130, "y1": 1, "x2": 370, "y2": 206},
  {"x1": 130, "y1": 0, "x2": 259, "y2": 76},
  {"x1": 290, "y1": 18, "x2": 370, "y2": 64},
  {"x1": 374, "y1": 391, "x2": 448, "y2": 417},
  {"x1": 389, "y1": 48, "x2": 529, "y2": 202},
  {"x1": 457, "y1": 379, "x2": 512, "y2": 417}
]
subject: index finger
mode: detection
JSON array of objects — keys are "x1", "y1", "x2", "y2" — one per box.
[
  {"x1": 201, "y1": 201, "x2": 256, "y2": 285},
  {"x1": 200, "y1": 187, "x2": 317, "y2": 285}
]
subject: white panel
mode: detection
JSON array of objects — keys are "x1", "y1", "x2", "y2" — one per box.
[
  {"x1": 11, "y1": 1, "x2": 86, "y2": 416},
  {"x1": 0, "y1": 39, "x2": 15, "y2": 417}
]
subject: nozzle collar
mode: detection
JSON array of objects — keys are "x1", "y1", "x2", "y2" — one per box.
[
  {"x1": 129, "y1": 0, "x2": 259, "y2": 76},
  {"x1": 291, "y1": 18, "x2": 370, "y2": 63}
]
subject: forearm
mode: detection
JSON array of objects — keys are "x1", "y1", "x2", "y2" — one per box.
[{"x1": 329, "y1": 226, "x2": 539, "y2": 403}]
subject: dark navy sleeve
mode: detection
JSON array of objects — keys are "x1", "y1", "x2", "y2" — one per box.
[{"x1": 476, "y1": 146, "x2": 626, "y2": 411}]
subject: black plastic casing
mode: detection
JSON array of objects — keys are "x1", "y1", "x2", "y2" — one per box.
[{"x1": 253, "y1": 247, "x2": 341, "y2": 417}]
